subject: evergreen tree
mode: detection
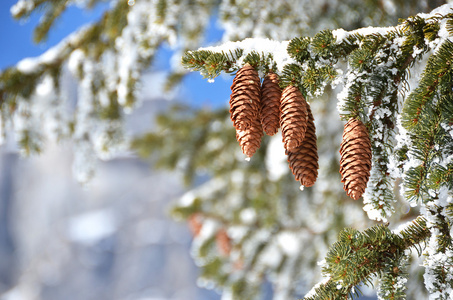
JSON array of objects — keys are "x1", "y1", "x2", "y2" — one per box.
[{"x1": 1, "y1": 0, "x2": 453, "y2": 299}]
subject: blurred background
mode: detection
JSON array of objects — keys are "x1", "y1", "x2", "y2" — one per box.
[{"x1": 0, "y1": 1, "x2": 227, "y2": 299}]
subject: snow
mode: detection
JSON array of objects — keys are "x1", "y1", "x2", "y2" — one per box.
[
  {"x1": 417, "y1": 3, "x2": 453, "y2": 19},
  {"x1": 332, "y1": 29, "x2": 348, "y2": 44},
  {"x1": 16, "y1": 25, "x2": 91, "y2": 74},
  {"x1": 227, "y1": 225, "x2": 248, "y2": 240},
  {"x1": 259, "y1": 242, "x2": 282, "y2": 268},
  {"x1": 10, "y1": 0, "x2": 34, "y2": 17},
  {"x1": 441, "y1": 123, "x2": 453, "y2": 140},
  {"x1": 16, "y1": 58, "x2": 42, "y2": 74},
  {"x1": 179, "y1": 178, "x2": 226, "y2": 207},
  {"x1": 239, "y1": 208, "x2": 256, "y2": 224},
  {"x1": 197, "y1": 218, "x2": 218, "y2": 240},
  {"x1": 332, "y1": 26, "x2": 394, "y2": 45},
  {"x1": 68, "y1": 49, "x2": 85, "y2": 75},
  {"x1": 277, "y1": 232, "x2": 300, "y2": 255},
  {"x1": 199, "y1": 38, "x2": 294, "y2": 73},
  {"x1": 304, "y1": 277, "x2": 331, "y2": 298},
  {"x1": 35, "y1": 75, "x2": 53, "y2": 96},
  {"x1": 67, "y1": 209, "x2": 117, "y2": 245}
]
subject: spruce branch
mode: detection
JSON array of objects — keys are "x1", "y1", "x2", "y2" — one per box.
[
  {"x1": 402, "y1": 40, "x2": 453, "y2": 203},
  {"x1": 305, "y1": 217, "x2": 429, "y2": 300},
  {"x1": 423, "y1": 202, "x2": 453, "y2": 298},
  {"x1": 402, "y1": 39, "x2": 453, "y2": 131},
  {"x1": 377, "y1": 253, "x2": 409, "y2": 300},
  {"x1": 287, "y1": 37, "x2": 311, "y2": 62}
]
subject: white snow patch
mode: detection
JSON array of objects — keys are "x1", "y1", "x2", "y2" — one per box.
[
  {"x1": 197, "y1": 218, "x2": 218, "y2": 240},
  {"x1": 68, "y1": 49, "x2": 85, "y2": 75},
  {"x1": 259, "y1": 241, "x2": 282, "y2": 268},
  {"x1": 332, "y1": 28, "x2": 348, "y2": 44},
  {"x1": 227, "y1": 225, "x2": 248, "y2": 240},
  {"x1": 304, "y1": 277, "x2": 331, "y2": 298},
  {"x1": 199, "y1": 38, "x2": 294, "y2": 73},
  {"x1": 240, "y1": 208, "x2": 257, "y2": 224},
  {"x1": 10, "y1": 0, "x2": 34, "y2": 17},
  {"x1": 67, "y1": 209, "x2": 117, "y2": 245},
  {"x1": 277, "y1": 231, "x2": 300, "y2": 255}
]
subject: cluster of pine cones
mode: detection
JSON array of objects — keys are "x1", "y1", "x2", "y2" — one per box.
[{"x1": 229, "y1": 64, "x2": 372, "y2": 200}]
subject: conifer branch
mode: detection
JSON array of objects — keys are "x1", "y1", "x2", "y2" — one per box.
[
  {"x1": 402, "y1": 40, "x2": 453, "y2": 202},
  {"x1": 305, "y1": 217, "x2": 429, "y2": 299}
]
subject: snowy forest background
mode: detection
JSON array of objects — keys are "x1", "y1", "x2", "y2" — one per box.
[
  {"x1": 1, "y1": 0, "x2": 453, "y2": 299},
  {"x1": 0, "y1": 92, "x2": 218, "y2": 300},
  {"x1": 0, "y1": 2, "x2": 224, "y2": 299}
]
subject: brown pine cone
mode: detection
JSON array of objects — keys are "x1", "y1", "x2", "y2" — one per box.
[
  {"x1": 280, "y1": 85, "x2": 308, "y2": 153},
  {"x1": 230, "y1": 64, "x2": 261, "y2": 131},
  {"x1": 339, "y1": 118, "x2": 372, "y2": 200},
  {"x1": 236, "y1": 119, "x2": 263, "y2": 158},
  {"x1": 188, "y1": 213, "x2": 203, "y2": 237},
  {"x1": 286, "y1": 104, "x2": 318, "y2": 187},
  {"x1": 260, "y1": 72, "x2": 281, "y2": 136},
  {"x1": 230, "y1": 64, "x2": 263, "y2": 158},
  {"x1": 216, "y1": 228, "x2": 231, "y2": 256}
]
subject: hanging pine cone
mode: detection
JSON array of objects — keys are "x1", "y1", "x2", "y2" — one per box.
[
  {"x1": 188, "y1": 213, "x2": 203, "y2": 237},
  {"x1": 280, "y1": 85, "x2": 308, "y2": 153},
  {"x1": 216, "y1": 228, "x2": 231, "y2": 256},
  {"x1": 339, "y1": 118, "x2": 372, "y2": 200},
  {"x1": 230, "y1": 64, "x2": 263, "y2": 158},
  {"x1": 230, "y1": 63, "x2": 261, "y2": 131},
  {"x1": 260, "y1": 72, "x2": 281, "y2": 136},
  {"x1": 286, "y1": 103, "x2": 318, "y2": 187}
]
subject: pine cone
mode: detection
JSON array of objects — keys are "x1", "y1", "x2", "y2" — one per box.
[
  {"x1": 230, "y1": 64, "x2": 261, "y2": 131},
  {"x1": 230, "y1": 64, "x2": 263, "y2": 158},
  {"x1": 188, "y1": 213, "x2": 203, "y2": 237},
  {"x1": 260, "y1": 72, "x2": 281, "y2": 136},
  {"x1": 216, "y1": 228, "x2": 231, "y2": 256},
  {"x1": 339, "y1": 118, "x2": 372, "y2": 200},
  {"x1": 280, "y1": 85, "x2": 308, "y2": 153},
  {"x1": 286, "y1": 104, "x2": 318, "y2": 187}
]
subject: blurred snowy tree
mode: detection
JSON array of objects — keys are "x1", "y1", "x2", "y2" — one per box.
[{"x1": 1, "y1": 0, "x2": 453, "y2": 299}]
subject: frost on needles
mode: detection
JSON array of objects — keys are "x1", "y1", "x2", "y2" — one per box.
[{"x1": 182, "y1": 4, "x2": 453, "y2": 299}]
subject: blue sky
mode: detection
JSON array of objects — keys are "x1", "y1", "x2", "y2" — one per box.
[
  {"x1": 0, "y1": 0, "x2": 107, "y2": 69},
  {"x1": 0, "y1": 0, "x2": 230, "y2": 108}
]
